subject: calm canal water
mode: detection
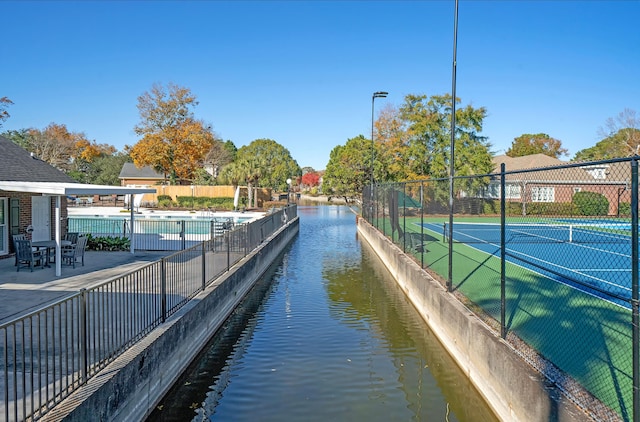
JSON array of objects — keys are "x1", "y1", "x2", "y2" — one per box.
[{"x1": 148, "y1": 205, "x2": 497, "y2": 422}]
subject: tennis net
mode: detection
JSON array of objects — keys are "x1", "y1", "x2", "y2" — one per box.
[{"x1": 442, "y1": 221, "x2": 630, "y2": 244}]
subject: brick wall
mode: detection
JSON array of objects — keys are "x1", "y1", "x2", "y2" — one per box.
[{"x1": 2, "y1": 192, "x2": 69, "y2": 257}]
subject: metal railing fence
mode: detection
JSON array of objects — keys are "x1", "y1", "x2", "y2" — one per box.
[
  {"x1": 68, "y1": 216, "x2": 246, "y2": 251},
  {"x1": 1, "y1": 205, "x2": 296, "y2": 422},
  {"x1": 363, "y1": 157, "x2": 638, "y2": 422}
]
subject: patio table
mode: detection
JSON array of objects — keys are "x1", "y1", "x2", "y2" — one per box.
[{"x1": 32, "y1": 240, "x2": 72, "y2": 267}]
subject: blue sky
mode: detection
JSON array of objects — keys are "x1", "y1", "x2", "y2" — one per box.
[{"x1": 2, "y1": 1, "x2": 638, "y2": 171}]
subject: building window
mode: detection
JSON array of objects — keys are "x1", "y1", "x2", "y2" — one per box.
[
  {"x1": 484, "y1": 182, "x2": 521, "y2": 199},
  {"x1": 505, "y1": 183, "x2": 521, "y2": 199},
  {"x1": 531, "y1": 186, "x2": 555, "y2": 202},
  {"x1": 585, "y1": 166, "x2": 608, "y2": 180}
]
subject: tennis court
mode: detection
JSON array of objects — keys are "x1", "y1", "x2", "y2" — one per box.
[
  {"x1": 420, "y1": 219, "x2": 634, "y2": 307},
  {"x1": 364, "y1": 157, "x2": 640, "y2": 419}
]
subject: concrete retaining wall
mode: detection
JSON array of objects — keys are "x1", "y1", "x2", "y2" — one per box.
[
  {"x1": 46, "y1": 217, "x2": 299, "y2": 422},
  {"x1": 357, "y1": 218, "x2": 585, "y2": 422}
]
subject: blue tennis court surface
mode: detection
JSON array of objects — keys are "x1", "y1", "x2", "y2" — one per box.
[{"x1": 419, "y1": 221, "x2": 635, "y2": 306}]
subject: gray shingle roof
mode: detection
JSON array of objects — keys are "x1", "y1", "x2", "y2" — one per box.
[
  {"x1": 118, "y1": 162, "x2": 164, "y2": 179},
  {"x1": 0, "y1": 135, "x2": 77, "y2": 183}
]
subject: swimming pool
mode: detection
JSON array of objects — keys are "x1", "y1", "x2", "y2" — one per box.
[{"x1": 67, "y1": 214, "x2": 257, "y2": 250}]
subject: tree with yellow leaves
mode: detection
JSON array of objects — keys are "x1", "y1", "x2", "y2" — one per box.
[{"x1": 129, "y1": 83, "x2": 215, "y2": 184}]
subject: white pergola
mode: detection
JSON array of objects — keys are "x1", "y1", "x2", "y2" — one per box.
[{"x1": 0, "y1": 181, "x2": 156, "y2": 276}]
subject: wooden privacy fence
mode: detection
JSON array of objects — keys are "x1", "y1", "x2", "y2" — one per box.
[{"x1": 135, "y1": 186, "x2": 272, "y2": 208}]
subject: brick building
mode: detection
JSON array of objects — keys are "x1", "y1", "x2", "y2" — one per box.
[
  {"x1": 0, "y1": 135, "x2": 77, "y2": 258},
  {"x1": 0, "y1": 136, "x2": 154, "y2": 274}
]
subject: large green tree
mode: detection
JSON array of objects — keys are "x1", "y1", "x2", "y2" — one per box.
[
  {"x1": 323, "y1": 135, "x2": 372, "y2": 200},
  {"x1": 574, "y1": 109, "x2": 640, "y2": 161},
  {"x1": 574, "y1": 128, "x2": 640, "y2": 161},
  {"x1": 396, "y1": 94, "x2": 493, "y2": 204},
  {"x1": 506, "y1": 133, "x2": 567, "y2": 158},
  {"x1": 398, "y1": 94, "x2": 493, "y2": 180},
  {"x1": 72, "y1": 153, "x2": 132, "y2": 185},
  {"x1": 130, "y1": 83, "x2": 215, "y2": 184},
  {"x1": 1, "y1": 128, "x2": 30, "y2": 149},
  {"x1": 227, "y1": 139, "x2": 300, "y2": 208}
]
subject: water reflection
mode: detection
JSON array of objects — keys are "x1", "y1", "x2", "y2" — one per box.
[{"x1": 148, "y1": 206, "x2": 497, "y2": 422}]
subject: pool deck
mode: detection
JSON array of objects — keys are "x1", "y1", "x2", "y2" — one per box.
[
  {"x1": 0, "y1": 249, "x2": 172, "y2": 324},
  {"x1": 0, "y1": 207, "x2": 264, "y2": 325}
]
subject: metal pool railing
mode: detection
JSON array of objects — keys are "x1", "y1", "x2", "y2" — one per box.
[
  {"x1": 1, "y1": 205, "x2": 297, "y2": 422},
  {"x1": 67, "y1": 215, "x2": 250, "y2": 251}
]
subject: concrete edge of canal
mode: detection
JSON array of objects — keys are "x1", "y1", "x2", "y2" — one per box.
[
  {"x1": 44, "y1": 217, "x2": 300, "y2": 422},
  {"x1": 356, "y1": 217, "x2": 587, "y2": 422}
]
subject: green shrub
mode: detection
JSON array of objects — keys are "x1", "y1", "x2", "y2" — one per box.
[
  {"x1": 263, "y1": 201, "x2": 287, "y2": 209},
  {"x1": 176, "y1": 196, "x2": 235, "y2": 210},
  {"x1": 572, "y1": 191, "x2": 609, "y2": 216},
  {"x1": 483, "y1": 200, "x2": 500, "y2": 214},
  {"x1": 618, "y1": 202, "x2": 631, "y2": 216},
  {"x1": 85, "y1": 234, "x2": 131, "y2": 251},
  {"x1": 157, "y1": 195, "x2": 174, "y2": 208},
  {"x1": 525, "y1": 202, "x2": 576, "y2": 216},
  {"x1": 505, "y1": 201, "x2": 523, "y2": 215}
]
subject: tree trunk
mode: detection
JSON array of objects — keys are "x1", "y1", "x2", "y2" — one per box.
[{"x1": 247, "y1": 182, "x2": 254, "y2": 209}]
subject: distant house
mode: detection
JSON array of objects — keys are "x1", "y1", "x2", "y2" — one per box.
[
  {"x1": 118, "y1": 163, "x2": 166, "y2": 187},
  {"x1": 0, "y1": 135, "x2": 77, "y2": 257},
  {"x1": 482, "y1": 154, "x2": 630, "y2": 215}
]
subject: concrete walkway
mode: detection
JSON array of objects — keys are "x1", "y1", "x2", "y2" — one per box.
[{"x1": 0, "y1": 250, "x2": 171, "y2": 324}]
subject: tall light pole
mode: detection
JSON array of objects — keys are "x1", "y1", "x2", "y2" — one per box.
[
  {"x1": 371, "y1": 91, "x2": 388, "y2": 188},
  {"x1": 447, "y1": 0, "x2": 459, "y2": 292}
]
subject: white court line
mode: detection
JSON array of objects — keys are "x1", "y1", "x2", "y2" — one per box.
[
  {"x1": 416, "y1": 221, "x2": 632, "y2": 293},
  {"x1": 412, "y1": 222, "x2": 631, "y2": 309},
  {"x1": 575, "y1": 268, "x2": 632, "y2": 272}
]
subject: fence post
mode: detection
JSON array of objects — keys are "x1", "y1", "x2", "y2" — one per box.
[
  {"x1": 373, "y1": 184, "x2": 377, "y2": 228},
  {"x1": 447, "y1": 184, "x2": 454, "y2": 292},
  {"x1": 631, "y1": 158, "x2": 639, "y2": 422},
  {"x1": 420, "y1": 181, "x2": 425, "y2": 268},
  {"x1": 180, "y1": 220, "x2": 186, "y2": 250},
  {"x1": 500, "y1": 163, "x2": 507, "y2": 339},
  {"x1": 244, "y1": 224, "x2": 248, "y2": 257},
  {"x1": 210, "y1": 220, "x2": 215, "y2": 244},
  {"x1": 161, "y1": 258, "x2": 167, "y2": 323},
  {"x1": 226, "y1": 231, "x2": 231, "y2": 271},
  {"x1": 402, "y1": 183, "x2": 407, "y2": 252},
  {"x1": 382, "y1": 187, "x2": 387, "y2": 238},
  {"x1": 201, "y1": 241, "x2": 206, "y2": 291},
  {"x1": 79, "y1": 288, "x2": 88, "y2": 383}
]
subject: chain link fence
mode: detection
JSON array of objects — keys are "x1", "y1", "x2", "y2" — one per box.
[{"x1": 363, "y1": 157, "x2": 638, "y2": 421}]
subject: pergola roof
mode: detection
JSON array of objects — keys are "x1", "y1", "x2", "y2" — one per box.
[
  {"x1": 0, "y1": 181, "x2": 155, "y2": 195},
  {"x1": 0, "y1": 181, "x2": 155, "y2": 277}
]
